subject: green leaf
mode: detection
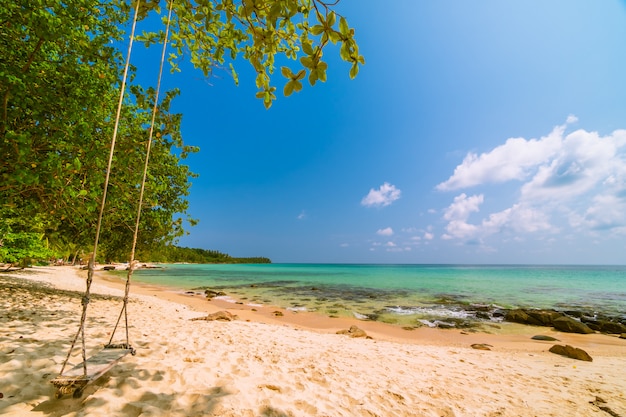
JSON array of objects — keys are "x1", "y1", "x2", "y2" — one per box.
[
  {"x1": 284, "y1": 80, "x2": 295, "y2": 96},
  {"x1": 328, "y1": 31, "x2": 341, "y2": 44},
  {"x1": 350, "y1": 63, "x2": 359, "y2": 79},
  {"x1": 327, "y1": 12, "x2": 336, "y2": 27},
  {"x1": 310, "y1": 25, "x2": 324, "y2": 35},
  {"x1": 281, "y1": 66, "x2": 292, "y2": 78},
  {"x1": 302, "y1": 41, "x2": 314, "y2": 56},
  {"x1": 339, "y1": 17, "x2": 349, "y2": 35},
  {"x1": 230, "y1": 63, "x2": 239, "y2": 85},
  {"x1": 300, "y1": 56, "x2": 314, "y2": 68}
]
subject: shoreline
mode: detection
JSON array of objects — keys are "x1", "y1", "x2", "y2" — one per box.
[
  {"x1": 93, "y1": 266, "x2": 626, "y2": 353},
  {"x1": 2, "y1": 266, "x2": 626, "y2": 416}
]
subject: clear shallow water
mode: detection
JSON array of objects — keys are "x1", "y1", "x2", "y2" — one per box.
[{"x1": 129, "y1": 264, "x2": 626, "y2": 326}]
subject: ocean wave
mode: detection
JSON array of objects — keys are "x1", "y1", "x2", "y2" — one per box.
[{"x1": 385, "y1": 305, "x2": 471, "y2": 319}]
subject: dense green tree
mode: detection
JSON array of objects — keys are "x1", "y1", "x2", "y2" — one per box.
[
  {"x1": 0, "y1": 0, "x2": 360, "y2": 263},
  {"x1": 1, "y1": 0, "x2": 198, "y2": 263}
]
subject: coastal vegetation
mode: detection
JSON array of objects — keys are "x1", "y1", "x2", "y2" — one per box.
[
  {"x1": 0, "y1": 0, "x2": 361, "y2": 266},
  {"x1": 139, "y1": 245, "x2": 271, "y2": 264}
]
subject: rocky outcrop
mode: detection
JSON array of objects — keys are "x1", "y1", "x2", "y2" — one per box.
[
  {"x1": 552, "y1": 316, "x2": 594, "y2": 334},
  {"x1": 599, "y1": 320, "x2": 626, "y2": 334},
  {"x1": 504, "y1": 309, "x2": 564, "y2": 326},
  {"x1": 502, "y1": 309, "x2": 603, "y2": 335},
  {"x1": 549, "y1": 344, "x2": 593, "y2": 362},
  {"x1": 526, "y1": 310, "x2": 564, "y2": 326},
  {"x1": 204, "y1": 289, "x2": 227, "y2": 300}
]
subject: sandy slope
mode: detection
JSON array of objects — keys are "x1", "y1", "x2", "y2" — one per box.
[{"x1": 1, "y1": 266, "x2": 625, "y2": 416}]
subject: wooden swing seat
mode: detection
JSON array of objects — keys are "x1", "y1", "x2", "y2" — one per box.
[{"x1": 50, "y1": 345, "x2": 134, "y2": 398}]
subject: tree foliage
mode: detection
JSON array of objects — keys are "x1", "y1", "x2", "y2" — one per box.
[
  {"x1": 0, "y1": 0, "x2": 360, "y2": 264},
  {"x1": 1, "y1": 0, "x2": 197, "y2": 263},
  {"x1": 136, "y1": 0, "x2": 363, "y2": 108}
]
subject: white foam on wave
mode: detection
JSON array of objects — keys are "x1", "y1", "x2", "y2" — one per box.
[
  {"x1": 213, "y1": 295, "x2": 238, "y2": 303},
  {"x1": 287, "y1": 306, "x2": 308, "y2": 312},
  {"x1": 385, "y1": 306, "x2": 471, "y2": 319},
  {"x1": 353, "y1": 312, "x2": 369, "y2": 320}
]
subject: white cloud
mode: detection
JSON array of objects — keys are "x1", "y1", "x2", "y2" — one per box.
[
  {"x1": 520, "y1": 128, "x2": 626, "y2": 202},
  {"x1": 482, "y1": 204, "x2": 554, "y2": 234},
  {"x1": 385, "y1": 241, "x2": 396, "y2": 247},
  {"x1": 443, "y1": 193, "x2": 484, "y2": 221},
  {"x1": 437, "y1": 117, "x2": 626, "y2": 245},
  {"x1": 581, "y1": 194, "x2": 626, "y2": 232},
  {"x1": 377, "y1": 227, "x2": 394, "y2": 236},
  {"x1": 437, "y1": 123, "x2": 570, "y2": 191},
  {"x1": 423, "y1": 232, "x2": 434, "y2": 240},
  {"x1": 361, "y1": 182, "x2": 401, "y2": 207},
  {"x1": 442, "y1": 220, "x2": 480, "y2": 240},
  {"x1": 297, "y1": 210, "x2": 307, "y2": 220}
]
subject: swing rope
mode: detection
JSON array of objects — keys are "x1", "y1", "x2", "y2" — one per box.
[
  {"x1": 107, "y1": 0, "x2": 175, "y2": 349},
  {"x1": 58, "y1": 0, "x2": 174, "y2": 377}
]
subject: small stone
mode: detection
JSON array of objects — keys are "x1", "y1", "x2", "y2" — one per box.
[
  {"x1": 471, "y1": 343, "x2": 492, "y2": 351},
  {"x1": 337, "y1": 325, "x2": 368, "y2": 338},
  {"x1": 190, "y1": 311, "x2": 237, "y2": 321},
  {"x1": 272, "y1": 311, "x2": 283, "y2": 317},
  {"x1": 549, "y1": 344, "x2": 593, "y2": 362},
  {"x1": 531, "y1": 335, "x2": 559, "y2": 341}
]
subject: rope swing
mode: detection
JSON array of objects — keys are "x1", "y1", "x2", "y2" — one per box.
[{"x1": 51, "y1": 0, "x2": 175, "y2": 398}]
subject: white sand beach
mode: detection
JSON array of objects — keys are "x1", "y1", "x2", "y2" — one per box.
[{"x1": 1, "y1": 266, "x2": 625, "y2": 416}]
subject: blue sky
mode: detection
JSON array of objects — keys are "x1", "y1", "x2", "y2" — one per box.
[{"x1": 135, "y1": 1, "x2": 626, "y2": 264}]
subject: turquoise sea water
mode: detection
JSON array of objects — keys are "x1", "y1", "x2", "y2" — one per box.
[{"x1": 129, "y1": 264, "x2": 626, "y2": 325}]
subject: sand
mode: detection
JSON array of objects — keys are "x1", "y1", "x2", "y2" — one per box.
[{"x1": 1, "y1": 266, "x2": 625, "y2": 417}]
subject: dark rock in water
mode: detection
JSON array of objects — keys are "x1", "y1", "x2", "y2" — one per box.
[
  {"x1": 204, "y1": 289, "x2": 227, "y2": 300},
  {"x1": 505, "y1": 309, "x2": 536, "y2": 325},
  {"x1": 596, "y1": 320, "x2": 626, "y2": 334},
  {"x1": 505, "y1": 309, "x2": 564, "y2": 326},
  {"x1": 475, "y1": 311, "x2": 491, "y2": 320},
  {"x1": 102, "y1": 266, "x2": 116, "y2": 271},
  {"x1": 336, "y1": 325, "x2": 369, "y2": 338},
  {"x1": 526, "y1": 309, "x2": 564, "y2": 326},
  {"x1": 549, "y1": 344, "x2": 593, "y2": 362},
  {"x1": 553, "y1": 316, "x2": 594, "y2": 334},
  {"x1": 471, "y1": 343, "x2": 492, "y2": 351},
  {"x1": 580, "y1": 316, "x2": 601, "y2": 331},
  {"x1": 491, "y1": 309, "x2": 506, "y2": 318},
  {"x1": 531, "y1": 335, "x2": 560, "y2": 341}
]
